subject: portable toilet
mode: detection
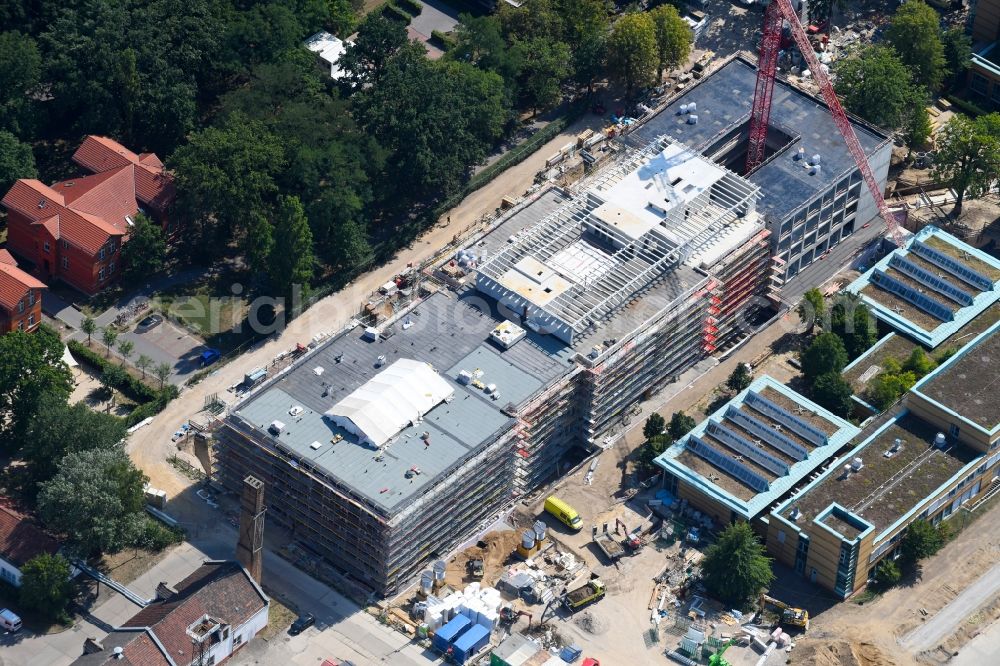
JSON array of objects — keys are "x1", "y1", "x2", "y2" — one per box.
[
  {"x1": 452, "y1": 623, "x2": 490, "y2": 664},
  {"x1": 559, "y1": 644, "x2": 583, "y2": 662},
  {"x1": 432, "y1": 614, "x2": 471, "y2": 653}
]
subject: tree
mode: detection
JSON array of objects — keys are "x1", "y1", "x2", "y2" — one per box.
[
  {"x1": 101, "y1": 327, "x2": 118, "y2": 357},
  {"x1": 81, "y1": 316, "x2": 96, "y2": 345},
  {"x1": 701, "y1": 522, "x2": 775, "y2": 606},
  {"x1": 649, "y1": 5, "x2": 691, "y2": 82},
  {"x1": 100, "y1": 365, "x2": 127, "y2": 402},
  {"x1": 122, "y1": 214, "x2": 166, "y2": 285},
  {"x1": 638, "y1": 433, "x2": 672, "y2": 472},
  {"x1": 727, "y1": 363, "x2": 752, "y2": 392},
  {"x1": 607, "y1": 13, "x2": 657, "y2": 101},
  {"x1": 118, "y1": 339, "x2": 134, "y2": 366},
  {"x1": 932, "y1": 113, "x2": 1000, "y2": 217},
  {"x1": 0, "y1": 31, "x2": 41, "y2": 134},
  {"x1": 899, "y1": 519, "x2": 946, "y2": 567},
  {"x1": 797, "y1": 288, "x2": 824, "y2": 331},
  {"x1": 885, "y1": 0, "x2": 946, "y2": 92},
  {"x1": 136, "y1": 354, "x2": 153, "y2": 379},
  {"x1": 326, "y1": 0, "x2": 359, "y2": 36},
  {"x1": 339, "y1": 13, "x2": 407, "y2": 88},
  {"x1": 19, "y1": 553, "x2": 73, "y2": 621},
  {"x1": 835, "y1": 45, "x2": 927, "y2": 131},
  {"x1": 511, "y1": 37, "x2": 572, "y2": 114},
  {"x1": 154, "y1": 362, "x2": 172, "y2": 389},
  {"x1": 801, "y1": 331, "x2": 849, "y2": 380},
  {"x1": 903, "y1": 103, "x2": 933, "y2": 155},
  {"x1": 38, "y1": 448, "x2": 148, "y2": 555},
  {"x1": 643, "y1": 412, "x2": 666, "y2": 439},
  {"x1": 270, "y1": 195, "x2": 315, "y2": 302},
  {"x1": 243, "y1": 212, "x2": 275, "y2": 278},
  {"x1": 0, "y1": 328, "x2": 73, "y2": 452},
  {"x1": 873, "y1": 559, "x2": 902, "y2": 588},
  {"x1": 867, "y1": 369, "x2": 916, "y2": 410},
  {"x1": 498, "y1": 0, "x2": 564, "y2": 44},
  {"x1": 22, "y1": 394, "x2": 129, "y2": 484},
  {"x1": 668, "y1": 411, "x2": 697, "y2": 440},
  {"x1": 572, "y1": 27, "x2": 606, "y2": 94},
  {"x1": 812, "y1": 372, "x2": 853, "y2": 417},
  {"x1": 829, "y1": 296, "x2": 878, "y2": 359},
  {"x1": 0, "y1": 130, "x2": 36, "y2": 194},
  {"x1": 903, "y1": 347, "x2": 936, "y2": 377},
  {"x1": 169, "y1": 114, "x2": 286, "y2": 256},
  {"x1": 941, "y1": 26, "x2": 971, "y2": 88}
]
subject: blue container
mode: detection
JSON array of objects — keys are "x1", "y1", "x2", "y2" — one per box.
[
  {"x1": 451, "y1": 624, "x2": 490, "y2": 664},
  {"x1": 560, "y1": 644, "x2": 583, "y2": 662},
  {"x1": 432, "y1": 615, "x2": 471, "y2": 653}
]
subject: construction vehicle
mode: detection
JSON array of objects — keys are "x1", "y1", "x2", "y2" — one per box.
[
  {"x1": 708, "y1": 638, "x2": 735, "y2": 666},
  {"x1": 498, "y1": 606, "x2": 532, "y2": 628},
  {"x1": 593, "y1": 532, "x2": 625, "y2": 561},
  {"x1": 544, "y1": 496, "x2": 583, "y2": 530},
  {"x1": 563, "y1": 577, "x2": 606, "y2": 612},
  {"x1": 466, "y1": 558, "x2": 484, "y2": 580},
  {"x1": 746, "y1": 0, "x2": 906, "y2": 249},
  {"x1": 760, "y1": 593, "x2": 810, "y2": 631}
]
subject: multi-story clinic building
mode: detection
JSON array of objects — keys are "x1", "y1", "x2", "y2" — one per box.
[
  {"x1": 214, "y1": 58, "x2": 896, "y2": 597},
  {"x1": 658, "y1": 228, "x2": 1000, "y2": 599},
  {"x1": 631, "y1": 56, "x2": 892, "y2": 284}
]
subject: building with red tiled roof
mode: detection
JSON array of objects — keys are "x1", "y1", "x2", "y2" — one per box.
[
  {"x1": 0, "y1": 250, "x2": 45, "y2": 333},
  {"x1": 0, "y1": 498, "x2": 61, "y2": 587},
  {"x1": 74, "y1": 560, "x2": 269, "y2": 666},
  {"x1": 1, "y1": 136, "x2": 176, "y2": 295}
]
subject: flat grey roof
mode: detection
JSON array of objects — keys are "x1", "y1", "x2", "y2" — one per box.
[
  {"x1": 230, "y1": 289, "x2": 576, "y2": 514},
  {"x1": 630, "y1": 56, "x2": 890, "y2": 223}
]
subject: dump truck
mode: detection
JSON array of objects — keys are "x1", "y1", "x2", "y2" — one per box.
[
  {"x1": 760, "y1": 594, "x2": 809, "y2": 631},
  {"x1": 563, "y1": 578, "x2": 606, "y2": 612},
  {"x1": 593, "y1": 533, "x2": 625, "y2": 561},
  {"x1": 467, "y1": 558, "x2": 484, "y2": 580}
]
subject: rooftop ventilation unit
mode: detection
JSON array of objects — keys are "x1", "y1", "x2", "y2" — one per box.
[
  {"x1": 268, "y1": 420, "x2": 285, "y2": 436},
  {"x1": 809, "y1": 164, "x2": 821, "y2": 176},
  {"x1": 687, "y1": 102, "x2": 697, "y2": 113},
  {"x1": 687, "y1": 114, "x2": 699, "y2": 125},
  {"x1": 934, "y1": 432, "x2": 947, "y2": 448},
  {"x1": 851, "y1": 457, "x2": 864, "y2": 471},
  {"x1": 842, "y1": 463, "x2": 852, "y2": 479},
  {"x1": 789, "y1": 507, "x2": 802, "y2": 522},
  {"x1": 810, "y1": 154, "x2": 821, "y2": 166},
  {"x1": 795, "y1": 147, "x2": 806, "y2": 161}
]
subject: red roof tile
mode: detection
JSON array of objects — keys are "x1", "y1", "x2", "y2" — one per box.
[
  {"x1": 0, "y1": 499, "x2": 60, "y2": 568},
  {"x1": 0, "y1": 261, "x2": 45, "y2": 311},
  {"x1": 73, "y1": 135, "x2": 140, "y2": 173},
  {"x1": 0, "y1": 249, "x2": 16, "y2": 265},
  {"x1": 73, "y1": 136, "x2": 174, "y2": 213}
]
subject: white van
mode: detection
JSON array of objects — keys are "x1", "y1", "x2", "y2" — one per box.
[{"x1": 0, "y1": 608, "x2": 22, "y2": 632}]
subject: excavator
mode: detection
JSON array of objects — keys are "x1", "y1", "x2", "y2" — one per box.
[
  {"x1": 708, "y1": 638, "x2": 734, "y2": 666},
  {"x1": 760, "y1": 593, "x2": 810, "y2": 631}
]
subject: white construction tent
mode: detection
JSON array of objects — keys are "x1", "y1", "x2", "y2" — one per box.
[{"x1": 325, "y1": 358, "x2": 453, "y2": 448}]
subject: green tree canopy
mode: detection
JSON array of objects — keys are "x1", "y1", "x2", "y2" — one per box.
[
  {"x1": 727, "y1": 363, "x2": 752, "y2": 392},
  {"x1": 38, "y1": 447, "x2": 148, "y2": 556},
  {"x1": 339, "y1": 13, "x2": 408, "y2": 88},
  {"x1": 899, "y1": 519, "x2": 947, "y2": 567},
  {"x1": 122, "y1": 213, "x2": 166, "y2": 285},
  {"x1": 270, "y1": 195, "x2": 315, "y2": 302},
  {"x1": 643, "y1": 412, "x2": 666, "y2": 439},
  {"x1": 668, "y1": 411, "x2": 697, "y2": 440},
  {"x1": 798, "y1": 288, "x2": 825, "y2": 331},
  {"x1": 0, "y1": 328, "x2": 72, "y2": 452},
  {"x1": 511, "y1": 37, "x2": 571, "y2": 113},
  {"x1": 701, "y1": 522, "x2": 775, "y2": 606},
  {"x1": 873, "y1": 559, "x2": 902, "y2": 588},
  {"x1": 19, "y1": 553, "x2": 73, "y2": 621},
  {"x1": 0, "y1": 30, "x2": 41, "y2": 134},
  {"x1": 498, "y1": 0, "x2": 565, "y2": 44},
  {"x1": 801, "y1": 331, "x2": 849, "y2": 380},
  {"x1": 835, "y1": 45, "x2": 926, "y2": 131},
  {"x1": 932, "y1": 113, "x2": 1000, "y2": 216},
  {"x1": 941, "y1": 26, "x2": 971, "y2": 87},
  {"x1": 0, "y1": 129, "x2": 36, "y2": 194},
  {"x1": 22, "y1": 393, "x2": 128, "y2": 486},
  {"x1": 649, "y1": 5, "x2": 691, "y2": 82},
  {"x1": 638, "y1": 433, "x2": 672, "y2": 472},
  {"x1": 885, "y1": 0, "x2": 946, "y2": 92},
  {"x1": 867, "y1": 369, "x2": 917, "y2": 410},
  {"x1": 829, "y1": 296, "x2": 878, "y2": 359},
  {"x1": 607, "y1": 12, "x2": 657, "y2": 100},
  {"x1": 903, "y1": 347, "x2": 937, "y2": 376},
  {"x1": 812, "y1": 372, "x2": 853, "y2": 417}
]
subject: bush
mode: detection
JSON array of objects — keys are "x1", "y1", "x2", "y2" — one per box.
[
  {"x1": 873, "y1": 559, "x2": 902, "y2": 588},
  {"x1": 431, "y1": 29, "x2": 456, "y2": 51},
  {"x1": 397, "y1": 0, "x2": 423, "y2": 15},
  {"x1": 19, "y1": 553, "x2": 73, "y2": 621},
  {"x1": 643, "y1": 413, "x2": 666, "y2": 439},
  {"x1": 136, "y1": 518, "x2": 184, "y2": 551},
  {"x1": 945, "y1": 95, "x2": 988, "y2": 118},
  {"x1": 382, "y1": 2, "x2": 412, "y2": 23}
]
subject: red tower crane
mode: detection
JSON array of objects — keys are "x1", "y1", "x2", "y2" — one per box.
[{"x1": 745, "y1": 0, "x2": 905, "y2": 247}]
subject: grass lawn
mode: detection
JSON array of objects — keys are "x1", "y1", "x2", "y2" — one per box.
[
  {"x1": 258, "y1": 597, "x2": 297, "y2": 640},
  {"x1": 153, "y1": 269, "x2": 260, "y2": 355},
  {"x1": 99, "y1": 543, "x2": 180, "y2": 585}
]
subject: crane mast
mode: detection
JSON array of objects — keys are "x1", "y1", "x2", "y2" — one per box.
[{"x1": 744, "y1": 0, "x2": 905, "y2": 247}]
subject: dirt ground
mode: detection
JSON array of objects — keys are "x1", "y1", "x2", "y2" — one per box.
[{"x1": 443, "y1": 530, "x2": 523, "y2": 590}]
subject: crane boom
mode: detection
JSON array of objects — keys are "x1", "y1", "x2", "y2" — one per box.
[{"x1": 745, "y1": 0, "x2": 905, "y2": 247}]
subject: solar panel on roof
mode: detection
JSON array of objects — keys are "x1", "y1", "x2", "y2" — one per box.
[
  {"x1": 910, "y1": 240, "x2": 993, "y2": 291},
  {"x1": 744, "y1": 391, "x2": 827, "y2": 446},
  {"x1": 687, "y1": 435, "x2": 770, "y2": 492},
  {"x1": 725, "y1": 407, "x2": 808, "y2": 461},
  {"x1": 705, "y1": 420, "x2": 789, "y2": 476},
  {"x1": 889, "y1": 255, "x2": 973, "y2": 306},
  {"x1": 870, "y1": 270, "x2": 954, "y2": 322}
]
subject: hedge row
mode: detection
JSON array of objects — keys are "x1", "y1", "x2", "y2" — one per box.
[
  {"x1": 431, "y1": 29, "x2": 456, "y2": 50},
  {"x1": 67, "y1": 340, "x2": 178, "y2": 425},
  {"x1": 382, "y1": 3, "x2": 411, "y2": 23},
  {"x1": 397, "y1": 0, "x2": 423, "y2": 15}
]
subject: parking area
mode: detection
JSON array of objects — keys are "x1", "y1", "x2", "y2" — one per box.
[
  {"x1": 122, "y1": 317, "x2": 209, "y2": 384},
  {"x1": 407, "y1": 0, "x2": 459, "y2": 59}
]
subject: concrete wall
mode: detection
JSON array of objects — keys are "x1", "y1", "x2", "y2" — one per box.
[
  {"x1": 0, "y1": 556, "x2": 22, "y2": 587},
  {"x1": 906, "y1": 393, "x2": 997, "y2": 453},
  {"x1": 972, "y1": 0, "x2": 1000, "y2": 42}
]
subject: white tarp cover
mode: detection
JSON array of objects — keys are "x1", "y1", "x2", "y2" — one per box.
[{"x1": 325, "y1": 358, "x2": 453, "y2": 447}]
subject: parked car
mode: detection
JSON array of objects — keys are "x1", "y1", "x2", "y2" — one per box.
[
  {"x1": 289, "y1": 613, "x2": 315, "y2": 635},
  {"x1": 135, "y1": 314, "x2": 163, "y2": 332},
  {"x1": 0, "y1": 608, "x2": 22, "y2": 633},
  {"x1": 200, "y1": 348, "x2": 221, "y2": 366}
]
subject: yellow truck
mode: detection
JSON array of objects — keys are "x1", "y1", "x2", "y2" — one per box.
[
  {"x1": 564, "y1": 578, "x2": 606, "y2": 612},
  {"x1": 544, "y1": 496, "x2": 583, "y2": 530}
]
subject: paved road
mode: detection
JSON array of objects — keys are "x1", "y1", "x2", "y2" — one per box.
[
  {"x1": 899, "y1": 559, "x2": 1000, "y2": 653},
  {"x1": 950, "y1": 615, "x2": 1000, "y2": 666}
]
